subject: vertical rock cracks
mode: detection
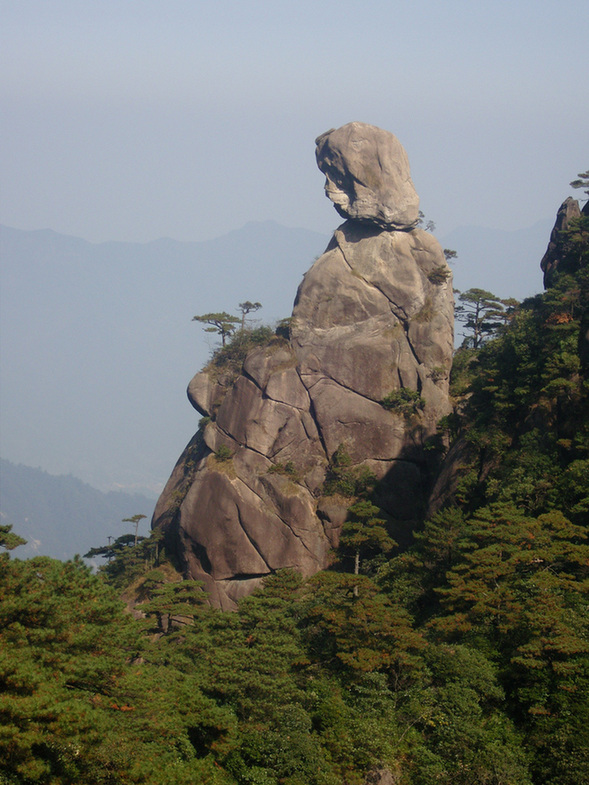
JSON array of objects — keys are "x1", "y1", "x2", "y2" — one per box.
[{"x1": 152, "y1": 122, "x2": 454, "y2": 608}]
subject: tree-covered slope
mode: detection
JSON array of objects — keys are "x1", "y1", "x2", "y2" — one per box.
[{"x1": 0, "y1": 203, "x2": 587, "y2": 785}]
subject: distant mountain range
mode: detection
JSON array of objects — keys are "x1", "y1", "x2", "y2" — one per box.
[
  {"x1": 0, "y1": 459, "x2": 155, "y2": 561},
  {"x1": 0, "y1": 217, "x2": 553, "y2": 493},
  {"x1": 0, "y1": 221, "x2": 329, "y2": 492}
]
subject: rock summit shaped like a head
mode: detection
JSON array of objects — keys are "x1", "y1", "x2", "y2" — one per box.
[{"x1": 316, "y1": 121, "x2": 420, "y2": 230}]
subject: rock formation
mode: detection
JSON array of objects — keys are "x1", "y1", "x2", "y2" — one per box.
[
  {"x1": 540, "y1": 195, "x2": 589, "y2": 365},
  {"x1": 315, "y1": 122, "x2": 420, "y2": 230},
  {"x1": 540, "y1": 196, "x2": 582, "y2": 288},
  {"x1": 428, "y1": 191, "x2": 589, "y2": 514},
  {"x1": 152, "y1": 122, "x2": 454, "y2": 609}
]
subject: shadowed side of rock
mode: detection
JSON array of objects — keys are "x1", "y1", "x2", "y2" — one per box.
[{"x1": 540, "y1": 196, "x2": 582, "y2": 288}]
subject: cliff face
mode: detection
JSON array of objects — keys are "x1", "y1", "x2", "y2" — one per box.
[
  {"x1": 540, "y1": 196, "x2": 583, "y2": 288},
  {"x1": 152, "y1": 123, "x2": 454, "y2": 608},
  {"x1": 428, "y1": 193, "x2": 589, "y2": 515}
]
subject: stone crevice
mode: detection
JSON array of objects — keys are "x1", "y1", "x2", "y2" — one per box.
[
  {"x1": 295, "y1": 367, "x2": 330, "y2": 461},
  {"x1": 152, "y1": 122, "x2": 454, "y2": 608},
  {"x1": 235, "y1": 504, "x2": 272, "y2": 572},
  {"x1": 218, "y1": 572, "x2": 271, "y2": 582},
  {"x1": 237, "y1": 476, "x2": 319, "y2": 559}
]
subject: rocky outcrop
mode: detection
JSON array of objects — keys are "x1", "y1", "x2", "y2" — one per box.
[
  {"x1": 540, "y1": 196, "x2": 582, "y2": 287},
  {"x1": 152, "y1": 122, "x2": 454, "y2": 608},
  {"x1": 315, "y1": 122, "x2": 420, "y2": 230},
  {"x1": 541, "y1": 196, "x2": 589, "y2": 365},
  {"x1": 428, "y1": 192, "x2": 589, "y2": 515}
]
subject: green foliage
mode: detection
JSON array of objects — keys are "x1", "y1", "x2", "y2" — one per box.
[
  {"x1": 427, "y1": 266, "x2": 451, "y2": 285},
  {"x1": 408, "y1": 644, "x2": 532, "y2": 785},
  {"x1": 192, "y1": 311, "x2": 241, "y2": 346},
  {"x1": 215, "y1": 444, "x2": 234, "y2": 462},
  {"x1": 84, "y1": 527, "x2": 164, "y2": 589},
  {"x1": 339, "y1": 500, "x2": 397, "y2": 576},
  {"x1": 237, "y1": 301, "x2": 262, "y2": 330},
  {"x1": 208, "y1": 326, "x2": 276, "y2": 374},
  {"x1": 301, "y1": 571, "x2": 424, "y2": 680},
  {"x1": 423, "y1": 504, "x2": 589, "y2": 782},
  {"x1": 322, "y1": 444, "x2": 376, "y2": 498},
  {"x1": 267, "y1": 460, "x2": 300, "y2": 481},
  {"x1": 443, "y1": 218, "x2": 589, "y2": 523},
  {"x1": 417, "y1": 211, "x2": 436, "y2": 232},
  {"x1": 570, "y1": 169, "x2": 589, "y2": 198},
  {"x1": 275, "y1": 317, "x2": 293, "y2": 339},
  {"x1": 0, "y1": 524, "x2": 27, "y2": 552},
  {"x1": 381, "y1": 387, "x2": 425, "y2": 417},
  {"x1": 0, "y1": 555, "x2": 226, "y2": 784},
  {"x1": 554, "y1": 213, "x2": 589, "y2": 281},
  {"x1": 139, "y1": 577, "x2": 209, "y2": 634},
  {"x1": 455, "y1": 287, "x2": 513, "y2": 349}
]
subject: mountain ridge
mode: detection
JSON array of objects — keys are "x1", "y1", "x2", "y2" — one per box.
[{"x1": 0, "y1": 458, "x2": 155, "y2": 561}]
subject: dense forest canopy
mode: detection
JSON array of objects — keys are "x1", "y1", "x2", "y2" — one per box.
[{"x1": 1, "y1": 207, "x2": 587, "y2": 785}]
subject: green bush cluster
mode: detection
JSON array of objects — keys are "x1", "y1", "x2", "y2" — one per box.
[
  {"x1": 380, "y1": 388, "x2": 425, "y2": 417},
  {"x1": 268, "y1": 460, "x2": 299, "y2": 481},
  {"x1": 215, "y1": 444, "x2": 233, "y2": 462},
  {"x1": 322, "y1": 444, "x2": 376, "y2": 498},
  {"x1": 426, "y1": 266, "x2": 451, "y2": 285},
  {"x1": 209, "y1": 326, "x2": 277, "y2": 373}
]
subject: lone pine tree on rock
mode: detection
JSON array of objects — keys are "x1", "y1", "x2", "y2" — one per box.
[
  {"x1": 237, "y1": 300, "x2": 262, "y2": 329},
  {"x1": 192, "y1": 311, "x2": 241, "y2": 346}
]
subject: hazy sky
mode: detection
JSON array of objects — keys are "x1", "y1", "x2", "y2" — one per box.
[
  {"x1": 2, "y1": 0, "x2": 588, "y2": 244},
  {"x1": 1, "y1": 1, "x2": 588, "y2": 497}
]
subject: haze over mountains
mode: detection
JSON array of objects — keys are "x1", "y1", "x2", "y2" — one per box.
[
  {"x1": 1, "y1": 217, "x2": 552, "y2": 497},
  {"x1": 0, "y1": 459, "x2": 154, "y2": 561},
  {"x1": 0, "y1": 221, "x2": 328, "y2": 494}
]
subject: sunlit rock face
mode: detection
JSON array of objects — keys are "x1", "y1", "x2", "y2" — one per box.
[
  {"x1": 152, "y1": 123, "x2": 453, "y2": 609},
  {"x1": 540, "y1": 196, "x2": 584, "y2": 288},
  {"x1": 315, "y1": 122, "x2": 420, "y2": 230}
]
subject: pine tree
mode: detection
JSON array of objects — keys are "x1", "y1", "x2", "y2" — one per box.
[{"x1": 455, "y1": 288, "x2": 511, "y2": 348}]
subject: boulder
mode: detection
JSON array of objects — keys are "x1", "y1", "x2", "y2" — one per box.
[{"x1": 315, "y1": 122, "x2": 420, "y2": 229}]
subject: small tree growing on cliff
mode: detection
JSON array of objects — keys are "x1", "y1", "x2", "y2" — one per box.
[
  {"x1": 340, "y1": 501, "x2": 397, "y2": 581},
  {"x1": 192, "y1": 311, "x2": 241, "y2": 346},
  {"x1": 123, "y1": 513, "x2": 147, "y2": 547},
  {"x1": 238, "y1": 301, "x2": 262, "y2": 329},
  {"x1": 570, "y1": 169, "x2": 589, "y2": 201}
]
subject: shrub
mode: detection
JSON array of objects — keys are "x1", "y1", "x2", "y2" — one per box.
[
  {"x1": 381, "y1": 388, "x2": 425, "y2": 417},
  {"x1": 198, "y1": 416, "x2": 211, "y2": 430},
  {"x1": 275, "y1": 317, "x2": 294, "y2": 339},
  {"x1": 427, "y1": 266, "x2": 451, "y2": 285},
  {"x1": 209, "y1": 326, "x2": 276, "y2": 372},
  {"x1": 268, "y1": 460, "x2": 300, "y2": 481},
  {"x1": 323, "y1": 445, "x2": 376, "y2": 498},
  {"x1": 215, "y1": 444, "x2": 233, "y2": 462}
]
